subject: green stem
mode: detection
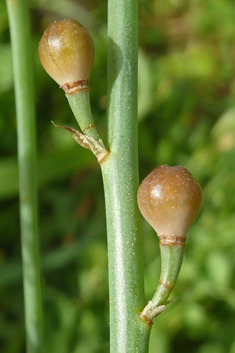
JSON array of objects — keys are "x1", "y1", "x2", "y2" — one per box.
[
  {"x1": 100, "y1": 0, "x2": 151, "y2": 351},
  {"x1": 6, "y1": 1, "x2": 43, "y2": 352},
  {"x1": 66, "y1": 89, "x2": 100, "y2": 141},
  {"x1": 152, "y1": 244, "x2": 185, "y2": 306},
  {"x1": 140, "y1": 244, "x2": 185, "y2": 325}
]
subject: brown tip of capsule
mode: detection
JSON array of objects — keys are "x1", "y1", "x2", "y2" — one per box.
[
  {"x1": 138, "y1": 165, "x2": 202, "y2": 238},
  {"x1": 60, "y1": 79, "x2": 90, "y2": 94},
  {"x1": 158, "y1": 235, "x2": 186, "y2": 247}
]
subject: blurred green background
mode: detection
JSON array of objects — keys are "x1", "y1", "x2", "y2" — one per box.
[{"x1": 1, "y1": 0, "x2": 235, "y2": 352}]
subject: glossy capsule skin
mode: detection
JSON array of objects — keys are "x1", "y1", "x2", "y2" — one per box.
[
  {"x1": 137, "y1": 165, "x2": 202, "y2": 240},
  {"x1": 39, "y1": 19, "x2": 94, "y2": 88},
  {"x1": 138, "y1": 165, "x2": 202, "y2": 324}
]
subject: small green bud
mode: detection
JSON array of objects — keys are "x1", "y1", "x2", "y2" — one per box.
[
  {"x1": 39, "y1": 19, "x2": 94, "y2": 92},
  {"x1": 138, "y1": 165, "x2": 202, "y2": 239}
]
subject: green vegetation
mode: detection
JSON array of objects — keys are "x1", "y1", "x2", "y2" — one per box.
[{"x1": 1, "y1": 0, "x2": 235, "y2": 352}]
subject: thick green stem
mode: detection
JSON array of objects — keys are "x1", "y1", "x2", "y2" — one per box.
[
  {"x1": 100, "y1": 0, "x2": 151, "y2": 351},
  {"x1": 101, "y1": 158, "x2": 150, "y2": 352},
  {"x1": 6, "y1": 1, "x2": 43, "y2": 352}
]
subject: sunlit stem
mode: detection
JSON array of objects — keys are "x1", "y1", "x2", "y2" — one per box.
[{"x1": 100, "y1": 0, "x2": 152, "y2": 351}]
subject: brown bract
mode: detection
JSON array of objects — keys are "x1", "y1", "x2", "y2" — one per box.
[
  {"x1": 138, "y1": 165, "x2": 202, "y2": 238},
  {"x1": 39, "y1": 19, "x2": 94, "y2": 87}
]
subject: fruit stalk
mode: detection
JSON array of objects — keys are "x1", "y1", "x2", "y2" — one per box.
[{"x1": 138, "y1": 165, "x2": 202, "y2": 325}]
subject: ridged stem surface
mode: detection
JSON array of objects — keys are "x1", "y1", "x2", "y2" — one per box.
[
  {"x1": 100, "y1": 0, "x2": 151, "y2": 351},
  {"x1": 6, "y1": 1, "x2": 43, "y2": 352}
]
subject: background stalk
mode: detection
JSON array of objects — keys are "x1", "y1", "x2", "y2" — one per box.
[
  {"x1": 100, "y1": 0, "x2": 151, "y2": 351},
  {"x1": 6, "y1": 1, "x2": 43, "y2": 352}
]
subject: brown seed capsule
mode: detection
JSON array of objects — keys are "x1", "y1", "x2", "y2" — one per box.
[
  {"x1": 39, "y1": 19, "x2": 94, "y2": 89},
  {"x1": 138, "y1": 165, "x2": 202, "y2": 239}
]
